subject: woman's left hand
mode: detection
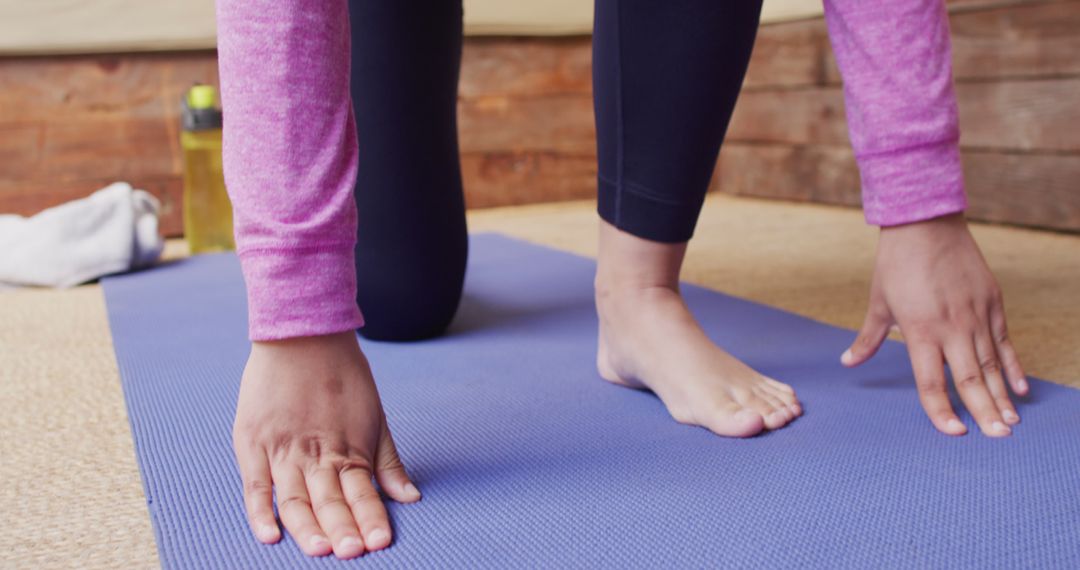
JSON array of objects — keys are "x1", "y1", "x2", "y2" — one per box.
[{"x1": 842, "y1": 213, "x2": 1028, "y2": 437}]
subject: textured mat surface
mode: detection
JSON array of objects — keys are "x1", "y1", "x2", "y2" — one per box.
[{"x1": 103, "y1": 233, "x2": 1080, "y2": 569}]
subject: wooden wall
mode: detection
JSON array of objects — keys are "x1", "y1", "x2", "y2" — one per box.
[{"x1": 1, "y1": 0, "x2": 1077, "y2": 236}]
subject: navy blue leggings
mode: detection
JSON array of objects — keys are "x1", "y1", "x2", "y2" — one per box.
[{"x1": 348, "y1": 0, "x2": 762, "y2": 340}]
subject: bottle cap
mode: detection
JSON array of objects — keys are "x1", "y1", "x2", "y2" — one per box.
[
  {"x1": 182, "y1": 84, "x2": 223, "y2": 131},
  {"x1": 187, "y1": 85, "x2": 218, "y2": 110}
]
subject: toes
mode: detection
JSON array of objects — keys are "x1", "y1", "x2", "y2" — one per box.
[
  {"x1": 739, "y1": 390, "x2": 792, "y2": 430},
  {"x1": 764, "y1": 380, "x2": 801, "y2": 416},
  {"x1": 765, "y1": 377, "x2": 795, "y2": 395},
  {"x1": 701, "y1": 399, "x2": 765, "y2": 438}
]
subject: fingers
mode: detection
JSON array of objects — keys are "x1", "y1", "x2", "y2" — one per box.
[
  {"x1": 943, "y1": 341, "x2": 1011, "y2": 437},
  {"x1": 974, "y1": 330, "x2": 1019, "y2": 426},
  {"x1": 271, "y1": 464, "x2": 333, "y2": 557},
  {"x1": 341, "y1": 467, "x2": 393, "y2": 551},
  {"x1": 234, "y1": 444, "x2": 281, "y2": 544},
  {"x1": 907, "y1": 341, "x2": 967, "y2": 436},
  {"x1": 306, "y1": 466, "x2": 365, "y2": 559},
  {"x1": 842, "y1": 306, "x2": 893, "y2": 367},
  {"x1": 374, "y1": 423, "x2": 421, "y2": 504},
  {"x1": 990, "y1": 301, "x2": 1029, "y2": 396}
]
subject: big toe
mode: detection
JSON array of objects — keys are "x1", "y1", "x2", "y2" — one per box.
[{"x1": 701, "y1": 400, "x2": 766, "y2": 438}]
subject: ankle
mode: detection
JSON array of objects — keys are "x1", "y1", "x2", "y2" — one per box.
[{"x1": 596, "y1": 220, "x2": 687, "y2": 299}]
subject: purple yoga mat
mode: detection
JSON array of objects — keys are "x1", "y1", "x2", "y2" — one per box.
[{"x1": 103, "y1": 233, "x2": 1080, "y2": 568}]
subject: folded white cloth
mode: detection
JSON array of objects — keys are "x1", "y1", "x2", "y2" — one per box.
[{"x1": 0, "y1": 182, "x2": 165, "y2": 287}]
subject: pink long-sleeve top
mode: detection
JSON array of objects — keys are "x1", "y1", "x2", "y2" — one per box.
[{"x1": 216, "y1": 0, "x2": 968, "y2": 341}]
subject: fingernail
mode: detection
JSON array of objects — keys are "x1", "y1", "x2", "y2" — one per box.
[
  {"x1": 992, "y1": 421, "x2": 1011, "y2": 435},
  {"x1": 1002, "y1": 409, "x2": 1019, "y2": 424},
  {"x1": 367, "y1": 528, "x2": 389, "y2": 548},
  {"x1": 257, "y1": 524, "x2": 278, "y2": 541},
  {"x1": 946, "y1": 419, "x2": 966, "y2": 434},
  {"x1": 840, "y1": 349, "x2": 853, "y2": 364},
  {"x1": 403, "y1": 482, "x2": 421, "y2": 500},
  {"x1": 310, "y1": 535, "x2": 330, "y2": 548}
]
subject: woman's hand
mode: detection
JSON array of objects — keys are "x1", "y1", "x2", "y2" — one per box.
[
  {"x1": 842, "y1": 214, "x2": 1029, "y2": 437},
  {"x1": 232, "y1": 331, "x2": 420, "y2": 559}
]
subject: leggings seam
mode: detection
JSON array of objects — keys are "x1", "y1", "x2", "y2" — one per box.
[{"x1": 598, "y1": 175, "x2": 700, "y2": 208}]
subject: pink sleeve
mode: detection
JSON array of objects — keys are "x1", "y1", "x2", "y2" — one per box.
[
  {"x1": 216, "y1": 0, "x2": 364, "y2": 341},
  {"x1": 823, "y1": 0, "x2": 968, "y2": 226}
]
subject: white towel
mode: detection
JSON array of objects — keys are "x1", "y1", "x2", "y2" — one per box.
[{"x1": 0, "y1": 182, "x2": 165, "y2": 288}]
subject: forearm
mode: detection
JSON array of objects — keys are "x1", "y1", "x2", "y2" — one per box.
[
  {"x1": 823, "y1": 0, "x2": 968, "y2": 226},
  {"x1": 216, "y1": 0, "x2": 363, "y2": 340}
]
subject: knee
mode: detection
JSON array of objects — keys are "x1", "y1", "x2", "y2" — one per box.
[{"x1": 355, "y1": 254, "x2": 466, "y2": 342}]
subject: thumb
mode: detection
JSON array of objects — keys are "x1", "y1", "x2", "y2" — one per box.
[
  {"x1": 374, "y1": 419, "x2": 421, "y2": 504},
  {"x1": 842, "y1": 306, "x2": 893, "y2": 367}
]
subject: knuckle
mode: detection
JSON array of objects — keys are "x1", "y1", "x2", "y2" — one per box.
[
  {"x1": 347, "y1": 487, "x2": 380, "y2": 509},
  {"x1": 312, "y1": 496, "x2": 347, "y2": 514},
  {"x1": 915, "y1": 374, "x2": 946, "y2": 391},
  {"x1": 277, "y1": 494, "x2": 311, "y2": 512},
  {"x1": 338, "y1": 459, "x2": 372, "y2": 477},
  {"x1": 955, "y1": 372, "x2": 983, "y2": 388},
  {"x1": 244, "y1": 478, "x2": 273, "y2": 497},
  {"x1": 979, "y1": 357, "x2": 1001, "y2": 376}
]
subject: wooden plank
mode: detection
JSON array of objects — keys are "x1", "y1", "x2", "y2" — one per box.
[
  {"x1": 457, "y1": 93, "x2": 595, "y2": 154},
  {"x1": 962, "y1": 151, "x2": 1080, "y2": 230},
  {"x1": 950, "y1": 1, "x2": 1080, "y2": 79},
  {"x1": 37, "y1": 119, "x2": 179, "y2": 182},
  {"x1": 744, "y1": 19, "x2": 832, "y2": 90},
  {"x1": 714, "y1": 143, "x2": 861, "y2": 206},
  {"x1": 726, "y1": 88, "x2": 851, "y2": 146},
  {"x1": 460, "y1": 151, "x2": 596, "y2": 208},
  {"x1": 460, "y1": 37, "x2": 592, "y2": 99},
  {"x1": 0, "y1": 123, "x2": 43, "y2": 171},
  {"x1": 714, "y1": 142, "x2": 1080, "y2": 231},
  {"x1": 0, "y1": 52, "x2": 219, "y2": 123}
]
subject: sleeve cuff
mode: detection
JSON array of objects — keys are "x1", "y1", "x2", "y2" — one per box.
[
  {"x1": 237, "y1": 244, "x2": 364, "y2": 341},
  {"x1": 857, "y1": 140, "x2": 968, "y2": 226}
]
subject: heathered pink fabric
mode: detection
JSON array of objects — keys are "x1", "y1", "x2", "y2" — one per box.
[
  {"x1": 217, "y1": 0, "x2": 364, "y2": 340},
  {"x1": 824, "y1": 0, "x2": 967, "y2": 224},
  {"x1": 216, "y1": 0, "x2": 967, "y2": 341}
]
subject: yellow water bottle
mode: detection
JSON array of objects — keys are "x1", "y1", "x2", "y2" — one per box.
[{"x1": 181, "y1": 84, "x2": 234, "y2": 253}]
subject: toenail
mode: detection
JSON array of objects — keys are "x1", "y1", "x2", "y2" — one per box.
[
  {"x1": 1002, "y1": 410, "x2": 1019, "y2": 423},
  {"x1": 991, "y1": 421, "x2": 1011, "y2": 435},
  {"x1": 310, "y1": 535, "x2": 330, "y2": 548},
  {"x1": 340, "y1": 536, "x2": 363, "y2": 549},
  {"x1": 367, "y1": 528, "x2": 389, "y2": 547},
  {"x1": 946, "y1": 419, "x2": 966, "y2": 433},
  {"x1": 257, "y1": 524, "x2": 278, "y2": 541}
]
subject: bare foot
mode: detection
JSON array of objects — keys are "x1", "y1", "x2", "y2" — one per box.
[{"x1": 595, "y1": 221, "x2": 802, "y2": 437}]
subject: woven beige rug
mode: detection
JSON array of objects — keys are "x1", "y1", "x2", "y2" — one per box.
[{"x1": 2, "y1": 194, "x2": 1076, "y2": 569}]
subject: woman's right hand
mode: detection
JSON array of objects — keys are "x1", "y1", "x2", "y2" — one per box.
[{"x1": 232, "y1": 331, "x2": 420, "y2": 559}]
